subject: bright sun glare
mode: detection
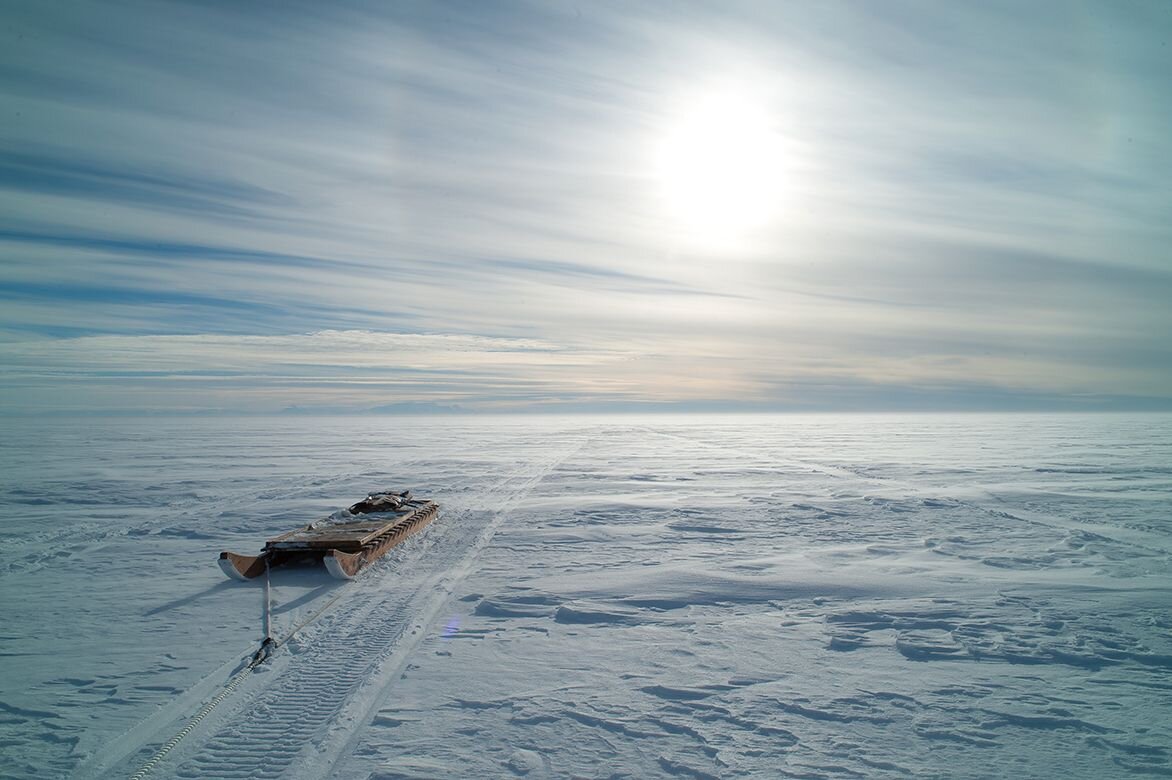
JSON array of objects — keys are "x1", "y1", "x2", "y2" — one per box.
[{"x1": 655, "y1": 93, "x2": 788, "y2": 246}]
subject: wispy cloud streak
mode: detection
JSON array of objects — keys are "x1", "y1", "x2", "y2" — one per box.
[{"x1": 1, "y1": 0, "x2": 1169, "y2": 412}]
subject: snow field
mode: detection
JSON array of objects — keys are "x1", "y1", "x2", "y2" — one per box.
[{"x1": 0, "y1": 414, "x2": 1169, "y2": 778}]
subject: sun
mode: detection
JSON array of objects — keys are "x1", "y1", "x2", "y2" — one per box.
[{"x1": 654, "y1": 93, "x2": 788, "y2": 246}]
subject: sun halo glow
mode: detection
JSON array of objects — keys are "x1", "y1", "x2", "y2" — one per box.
[{"x1": 655, "y1": 94, "x2": 788, "y2": 246}]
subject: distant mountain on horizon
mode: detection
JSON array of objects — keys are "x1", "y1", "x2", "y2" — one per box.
[{"x1": 280, "y1": 401, "x2": 466, "y2": 416}]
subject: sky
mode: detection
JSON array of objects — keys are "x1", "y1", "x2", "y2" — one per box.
[{"x1": 1, "y1": 0, "x2": 1170, "y2": 414}]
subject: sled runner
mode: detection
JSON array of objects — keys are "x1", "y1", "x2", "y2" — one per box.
[{"x1": 218, "y1": 491, "x2": 439, "y2": 581}]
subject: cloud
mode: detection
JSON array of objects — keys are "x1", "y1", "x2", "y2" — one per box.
[
  {"x1": 1, "y1": 1, "x2": 1169, "y2": 412},
  {"x1": 0, "y1": 330, "x2": 637, "y2": 412}
]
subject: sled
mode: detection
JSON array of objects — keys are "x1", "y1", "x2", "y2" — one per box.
[{"x1": 218, "y1": 491, "x2": 439, "y2": 581}]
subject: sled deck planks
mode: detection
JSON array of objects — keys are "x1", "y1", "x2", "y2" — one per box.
[{"x1": 218, "y1": 498, "x2": 439, "y2": 581}]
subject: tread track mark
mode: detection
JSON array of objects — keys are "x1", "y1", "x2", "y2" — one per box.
[
  {"x1": 161, "y1": 446, "x2": 579, "y2": 780},
  {"x1": 638, "y1": 427, "x2": 1171, "y2": 556}
]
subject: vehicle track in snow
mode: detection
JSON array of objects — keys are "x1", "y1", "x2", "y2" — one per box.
[
  {"x1": 145, "y1": 444, "x2": 580, "y2": 780},
  {"x1": 639, "y1": 426, "x2": 1172, "y2": 557}
]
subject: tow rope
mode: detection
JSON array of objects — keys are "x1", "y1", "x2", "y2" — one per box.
[
  {"x1": 127, "y1": 641, "x2": 271, "y2": 780},
  {"x1": 128, "y1": 561, "x2": 346, "y2": 779}
]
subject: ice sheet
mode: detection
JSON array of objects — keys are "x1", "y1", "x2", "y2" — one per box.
[{"x1": 0, "y1": 413, "x2": 1169, "y2": 778}]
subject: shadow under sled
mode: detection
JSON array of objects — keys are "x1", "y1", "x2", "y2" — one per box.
[{"x1": 219, "y1": 499, "x2": 439, "y2": 581}]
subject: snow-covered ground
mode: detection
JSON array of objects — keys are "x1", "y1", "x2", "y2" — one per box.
[{"x1": 1, "y1": 414, "x2": 1170, "y2": 779}]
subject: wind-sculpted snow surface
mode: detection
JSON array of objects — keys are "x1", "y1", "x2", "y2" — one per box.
[{"x1": 0, "y1": 414, "x2": 1169, "y2": 778}]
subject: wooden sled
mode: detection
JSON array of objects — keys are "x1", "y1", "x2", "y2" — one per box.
[{"x1": 219, "y1": 496, "x2": 439, "y2": 581}]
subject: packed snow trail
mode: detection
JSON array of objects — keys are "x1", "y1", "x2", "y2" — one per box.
[{"x1": 125, "y1": 446, "x2": 579, "y2": 780}]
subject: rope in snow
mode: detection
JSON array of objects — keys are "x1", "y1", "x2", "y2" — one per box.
[
  {"x1": 263, "y1": 557, "x2": 273, "y2": 641},
  {"x1": 126, "y1": 567, "x2": 351, "y2": 779},
  {"x1": 272, "y1": 583, "x2": 349, "y2": 648},
  {"x1": 127, "y1": 637, "x2": 274, "y2": 780}
]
